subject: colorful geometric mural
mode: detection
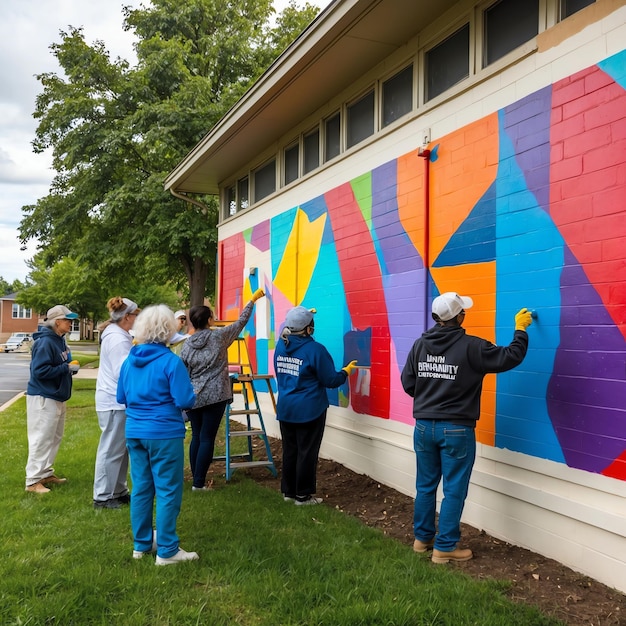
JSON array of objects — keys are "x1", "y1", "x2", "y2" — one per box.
[{"x1": 218, "y1": 49, "x2": 626, "y2": 480}]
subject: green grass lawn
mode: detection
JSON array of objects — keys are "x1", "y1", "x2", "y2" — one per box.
[{"x1": 0, "y1": 379, "x2": 562, "y2": 625}]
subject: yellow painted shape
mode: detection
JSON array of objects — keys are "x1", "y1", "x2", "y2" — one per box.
[
  {"x1": 430, "y1": 261, "x2": 496, "y2": 446},
  {"x1": 273, "y1": 208, "x2": 327, "y2": 305}
]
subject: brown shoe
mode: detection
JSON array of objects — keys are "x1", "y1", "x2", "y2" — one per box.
[
  {"x1": 413, "y1": 538, "x2": 434, "y2": 553},
  {"x1": 25, "y1": 482, "x2": 51, "y2": 494},
  {"x1": 432, "y1": 546, "x2": 473, "y2": 564},
  {"x1": 41, "y1": 475, "x2": 67, "y2": 485}
]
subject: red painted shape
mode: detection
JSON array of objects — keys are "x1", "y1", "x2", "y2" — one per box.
[
  {"x1": 219, "y1": 233, "x2": 246, "y2": 318},
  {"x1": 550, "y1": 66, "x2": 626, "y2": 337},
  {"x1": 324, "y1": 183, "x2": 390, "y2": 418},
  {"x1": 601, "y1": 449, "x2": 626, "y2": 481}
]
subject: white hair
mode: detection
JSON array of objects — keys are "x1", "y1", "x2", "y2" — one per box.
[{"x1": 133, "y1": 304, "x2": 177, "y2": 345}]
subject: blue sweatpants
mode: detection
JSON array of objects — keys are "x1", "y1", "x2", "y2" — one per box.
[{"x1": 127, "y1": 438, "x2": 184, "y2": 559}]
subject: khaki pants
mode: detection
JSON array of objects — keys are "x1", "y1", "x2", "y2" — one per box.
[{"x1": 25, "y1": 395, "x2": 66, "y2": 486}]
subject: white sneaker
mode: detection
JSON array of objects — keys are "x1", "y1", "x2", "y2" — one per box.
[
  {"x1": 155, "y1": 548, "x2": 199, "y2": 566},
  {"x1": 133, "y1": 530, "x2": 157, "y2": 559},
  {"x1": 191, "y1": 486, "x2": 211, "y2": 492},
  {"x1": 295, "y1": 496, "x2": 323, "y2": 506},
  {"x1": 283, "y1": 495, "x2": 296, "y2": 502}
]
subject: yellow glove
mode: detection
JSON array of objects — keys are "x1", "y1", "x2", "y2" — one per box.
[
  {"x1": 515, "y1": 308, "x2": 532, "y2": 332},
  {"x1": 251, "y1": 288, "x2": 265, "y2": 303},
  {"x1": 342, "y1": 360, "x2": 358, "y2": 376}
]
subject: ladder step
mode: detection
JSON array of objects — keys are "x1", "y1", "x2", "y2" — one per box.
[
  {"x1": 228, "y1": 409, "x2": 260, "y2": 416},
  {"x1": 229, "y1": 460, "x2": 274, "y2": 469},
  {"x1": 230, "y1": 430, "x2": 264, "y2": 437}
]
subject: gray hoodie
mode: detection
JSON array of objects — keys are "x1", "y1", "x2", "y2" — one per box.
[{"x1": 180, "y1": 301, "x2": 254, "y2": 408}]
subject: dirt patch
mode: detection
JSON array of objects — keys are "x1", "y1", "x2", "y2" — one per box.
[{"x1": 217, "y1": 431, "x2": 626, "y2": 626}]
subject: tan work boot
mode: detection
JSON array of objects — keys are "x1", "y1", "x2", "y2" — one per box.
[
  {"x1": 25, "y1": 482, "x2": 50, "y2": 494},
  {"x1": 41, "y1": 475, "x2": 67, "y2": 485},
  {"x1": 413, "y1": 538, "x2": 434, "y2": 553},
  {"x1": 431, "y1": 546, "x2": 473, "y2": 563}
]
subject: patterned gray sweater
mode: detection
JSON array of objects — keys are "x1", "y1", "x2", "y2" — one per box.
[{"x1": 180, "y1": 301, "x2": 254, "y2": 408}]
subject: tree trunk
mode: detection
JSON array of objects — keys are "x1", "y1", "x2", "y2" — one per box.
[{"x1": 184, "y1": 256, "x2": 209, "y2": 307}]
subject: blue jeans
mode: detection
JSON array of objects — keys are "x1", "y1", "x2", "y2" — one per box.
[
  {"x1": 127, "y1": 438, "x2": 184, "y2": 558},
  {"x1": 413, "y1": 420, "x2": 476, "y2": 552}
]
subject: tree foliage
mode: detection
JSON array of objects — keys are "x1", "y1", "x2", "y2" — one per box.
[
  {"x1": 0, "y1": 277, "x2": 25, "y2": 297},
  {"x1": 20, "y1": 0, "x2": 319, "y2": 306}
]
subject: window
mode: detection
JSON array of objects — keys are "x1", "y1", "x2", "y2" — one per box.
[
  {"x1": 560, "y1": 0, "x2": 594, "y2": 19},
  {"x1": 284, "y1": 143, "x2": 299, "y2": 185},
  {"x1": 425, "y1": 24, "x2": 470, "y2": 101},
  {"x1": 226, "y1": 186, "x2": 236, "y2": 216},
  {"x1": 12, "y1": 304, "x2": 32, "y2": 319},
  {"x1": 325, "y1": 113, "x2": 341, "y2": 162},
  {"x1": 237, "y1": 177, "x2": 249, "y2": 212},
  {"x1": 253, "y1": 160, "x2": 276, "y2": 202},
  {"x1": 382, "y1": 65, "x2": 413, "y2": 127},
  {"x1": 483, "y1": 0, "x2": 539, "y2": 67},
  {"x1": 347, "y1": 90, "x2": 375, "y2": 148},
  {"x1": 303, "y1": 129, "x2": 320, "y2": 174}
]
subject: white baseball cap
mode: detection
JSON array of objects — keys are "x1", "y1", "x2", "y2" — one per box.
[{"x1": 432, "y1": 292, "x2": 473, "y2": 321}]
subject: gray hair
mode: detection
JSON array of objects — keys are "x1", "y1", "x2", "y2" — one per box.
[{"x1": 133, "y1": 305, "x2": 177, "y2": 345}]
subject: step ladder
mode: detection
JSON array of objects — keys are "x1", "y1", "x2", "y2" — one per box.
[
  {"x1": 209, "y1": 330, "x2": 277, "y2": 481},
  {"x1": 222, "y1": 373, "x2": 278, "y2": 481}
]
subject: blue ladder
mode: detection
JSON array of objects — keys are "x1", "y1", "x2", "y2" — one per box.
[{"x1": 222, "y1": 373, "x2": 278, "y2": 481}]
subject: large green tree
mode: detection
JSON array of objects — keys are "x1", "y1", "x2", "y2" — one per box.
[{"x1": 20, "y1": 0, "x2": 319, "y2": 306}]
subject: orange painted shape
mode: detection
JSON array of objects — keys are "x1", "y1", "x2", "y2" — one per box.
[{"x1": 430, "y1": 261, "x2": 497, "y2": 446}]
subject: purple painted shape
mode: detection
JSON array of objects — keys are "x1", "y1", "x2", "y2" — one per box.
[
  {"x1": 547, "y1": 247, "x2": 626, "y2": 473},
  {"x1": 250, "y1": 220, "x2": 270, "y2": 251},
  {"x1": 503, "y1": 86, "x2": 552, "y2": 214},
  {"x1": 371, "y1": 161, "x2": 423, "y2": 275}
]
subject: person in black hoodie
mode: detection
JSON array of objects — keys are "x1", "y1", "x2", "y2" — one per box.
[{"x1": 401, "y1": 292, "x2": 532, "y2": 564}]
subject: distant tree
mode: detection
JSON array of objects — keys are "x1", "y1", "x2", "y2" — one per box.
[
  {"x1": 17, "y1": 253, "x2": 180, "y2": 324},
  {"x1": 19, "y1": 0, "x2": 320, "y2": 306},
  {"x1": 0, "y1": 277, "x2": 25, "y2": 296}
]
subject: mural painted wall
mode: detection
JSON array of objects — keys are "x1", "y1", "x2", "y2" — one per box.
[{"x1": 218, "y1": 49, "x2": 626, "y2": 481}]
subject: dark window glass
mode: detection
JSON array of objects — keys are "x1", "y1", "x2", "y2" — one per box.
[
  {"x1": 382, "y1": 65, "x2": 413, "y2": 127},
  {"x1": 284, "y1": 144, "x2": 299, "y2": 185},
  {"x1": 561, "y1": 0, "x2": 595, "y2": 18},
  {"x1": 325, "y1": 113, "x2": 341, "y2": 162},
  {"x1": 483, "y1": 0, "x2": 539, "y2": 67},
  {"x1": 227, "y1": 186, "x2": 236, "y2": 216},
  {"x1": 347, "y1": 90, "x2": 375, "y2": 148},
  {"x1": 254, "y1": 160, "x2": 276, "y2": 202},
  {"x1": 425, "y1": 24, "x2": 469, "y2": 101},
  {"x1": 237, "y1": 177, "x2": 249, "y2": 212},
  {"x1": 303, "y1": 129, "x2": 320, "y2": 174}
]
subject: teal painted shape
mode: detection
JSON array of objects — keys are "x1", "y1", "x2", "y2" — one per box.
[
  {"x1": 270, "y1": 207, "x2": 298, "y2": 279},
  {"x1": 494, "y1": 108, "x2": 565, "y2": 463},
  {"x1": 598, "y1": 49, "x2": 626, "y2": 89}
]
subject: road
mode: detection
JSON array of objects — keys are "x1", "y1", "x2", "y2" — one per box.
[
  {"x1": 0, "y1": 342, "x2": 99, "y2": 408},
  {"x1": 0, "y1": 351, "x2": 31, "y2": 407}
]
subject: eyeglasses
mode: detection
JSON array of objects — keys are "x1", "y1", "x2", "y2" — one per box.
[{"x1": 179, "y1": 317, "x2": 187, "y2": 321}]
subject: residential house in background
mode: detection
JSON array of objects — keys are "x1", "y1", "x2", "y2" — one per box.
[
  {"x1": 166, "y1": 0, "x2": 626, "y2": 591},
  {"x1": 0, "y1": 293, "x2": 38, "y2": 342}
]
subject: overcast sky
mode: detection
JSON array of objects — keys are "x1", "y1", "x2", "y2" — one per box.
[{"x1": 0, "y1": 0, "x2": 327, "y2": 284}]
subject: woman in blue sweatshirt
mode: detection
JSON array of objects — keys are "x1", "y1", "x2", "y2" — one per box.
[
  {"x1": 274, "y1": 306, "x2": 357, "y2": 505},
  {"x1": 117, "y1": 305, "x2": 197, "y2": 565}
]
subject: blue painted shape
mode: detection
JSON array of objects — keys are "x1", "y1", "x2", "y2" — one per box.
[
  {"x1": 433, "y1": 181, "x2": 497, "y2": 267},
  {"x1": 598, "y1": 49, "x2": 626, "y2": 89},
  {"x1": 494, "y1": 108, "x2": 565, "y2": 463}
]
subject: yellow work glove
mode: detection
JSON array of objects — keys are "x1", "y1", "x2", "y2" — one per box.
[
  {"x1": 515, "y1": 308, "x2": 532, "y2": 332},
  {"x1": 342, "y1": 360, "x2": 358, "y2": 376},
  {"x1": 251, "y1": 288, "x2": 265, "y2": 303}
]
